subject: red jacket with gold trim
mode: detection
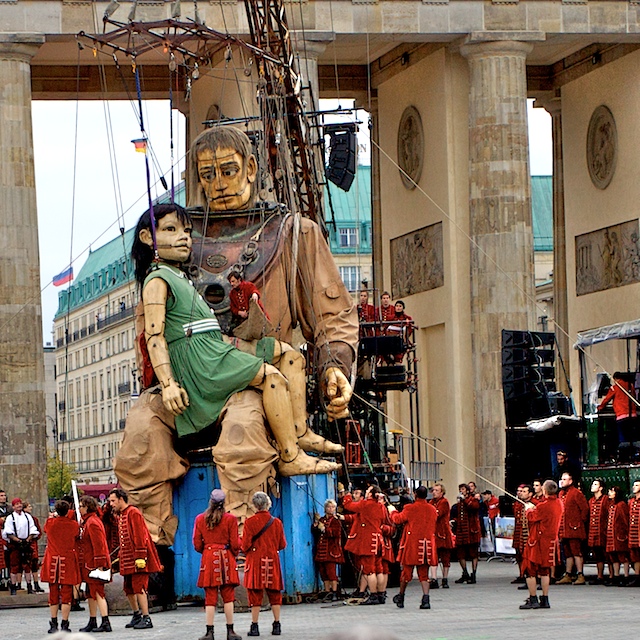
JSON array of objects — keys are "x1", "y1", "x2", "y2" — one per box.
[
  {"x1": 242, "y1": 511, "x2": 286, "y2": 591},
  {"x1": 588, "y1": 494, "x2": 609, "y2": 548},
  {"x1": 628, "y1": 496, "x2": 640, "y2": 548},
  {"x1": 431, "y1": 497, "x2": 454, "y2": 549},
  {"x1": 193, "y1": 512, "x2": 240, "y2": 588},
  {"x1": 117, "y1": 505, "x2": 162, "y2": 576},
  {"x1": 78, "y1": 512, "x2": 111, "y2": 581},
  {"x1": 558, "y1": 485, "x2": 588, "y2": 540},
  {"x1": 41, "y1": 516, "x2": 81, "y2": 585},
  {"x1": 524, "y1": 496, "x2": 563, "y2": 568},
  {"x1": 391, "y1": 498, "x2": 437, "y2": 567},
  {"x1": 606, "y1": 501, "x2": 629, "y2": 553},
  {"x1": 513, "y1": 501, "x2": 531, "y2": 553},
  {"x1": 454, "y1": 496, "x2": 481, "y2": 546},
  {"x1": 343, "y1": 494, "x2": 386, "y2": 557},
  {"x1": 313, "y1": 515, "x2": 344, "y2": 564}
]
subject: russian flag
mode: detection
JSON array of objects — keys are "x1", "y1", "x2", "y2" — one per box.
[{"x1": 53, "y1": 266, "x2": 74, "y2": 287}]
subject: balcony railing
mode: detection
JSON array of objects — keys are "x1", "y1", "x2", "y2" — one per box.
[
  {"x1": 117, "y1": 381, "x2": 131, "y2": 396},
  {"x1": 97, "y1": 306, "x2": 134, "y2": 330}
]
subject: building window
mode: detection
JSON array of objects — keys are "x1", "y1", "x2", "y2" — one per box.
[
  {"x1": 339, "y1": 266, "x2": 361, "y2": 293},
  {"x1": 339, "y1": 227, "x2": 358, "y2": 248}
]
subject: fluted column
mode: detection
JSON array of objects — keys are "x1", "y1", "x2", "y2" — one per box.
[
  {"x1": 0, "y1": 36, "x2": 48, "y2": 515},
  {"x1": 460, "y1": 39, "x2": 537, "y2": 489},
  {"x1": 368, "y1": 98, "x2": 383, "y2": 296}
]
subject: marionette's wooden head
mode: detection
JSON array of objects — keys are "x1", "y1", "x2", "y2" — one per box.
[{"x1": 191, "y1": 127, "x2": 258, "y2": 212}]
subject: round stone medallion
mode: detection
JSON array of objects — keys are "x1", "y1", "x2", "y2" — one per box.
[
  {"x1": 397, "y1": 105, "x2": 424, "y2": 190},
  {"x1": 586, "y1": 104, "x2": 617, "y2": 190}
]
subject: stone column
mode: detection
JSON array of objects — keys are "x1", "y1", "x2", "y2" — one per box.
[
  {"x1": 0, "y1": 36, "x2": 48, "y2": 515},
  {"x1": 293, "y1": 34, "x2": 333, "y2": 113},
  {"x1": 368, "y1": 98, "x2": 383, "y2": 296},
  {"x1": 460, "y1": 38, "x2": 538, "y2": 489},
  {"x1": 541, "y1": 98, "x2": 570, "y2": 395}
]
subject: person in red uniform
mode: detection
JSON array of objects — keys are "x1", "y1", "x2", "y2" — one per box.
[
  {"x1": 512, "y1": 484, "x2": 533, "y2": 586},
  {"x1": 587, "y1": 478, "x2": 610, "y2": 585},
  {"x1": 453, "y1": 484, "x2": 481, "y2": 584},
  {"x1": 242, "y1": 491, "x2": 286, "y2": 637},
  {"x1": 377, "y1": 292, "x2": 395, "y2": 333},
  {"x1": 430, "y1": 483, "x2": 453, "y2": 589},
  {"x1": 312, "y1": 498, "x2": 345, "y2": 601},
  {"x1": 389, "y1": 485, "x2": 437, "y2": 610},
  {"x1": 532, "y1": 479, "x2": 544, "y2": 505},
  {"x1": 193, "y1": 489, "x2": 242, "y2": 640},
  {"x1": 108, "y1": 488, "x2": 162, "y2": 630},
  {"x1": 628, "y1": 480, "x2": 640, "y2": 586},
  {"x1": 357, "y1": 289, "x2": 378, "y2": 338},
  {"x1": 378, "y1": 492, "x2": 396, "y2": 604},
  {"x1": 556, "y1": 472, "x2": 589, "y2": 585},
  {"x1": 42, "y1": 500, "x2": 81, "y2": 633},
  {"x1": 2, "y1": 497, "x2": 39, "y2": 595},
  {"x1": 227, "y1": 270, "x2": 266, "y2": 329},
  {"x1": 605, "y1": 485, "x2": 630, "y2": 586},
  {"x1": 343, "y1": 485, "x2": 389, "y2": 605},
  {"x1": 22, "y1": 500, "x2": 45, "y2": 593},
  {"x1": 519, "y1": 479, "x2": 563, "y2": 609},
  {"x1": 77, "y1": 495, "x2": 112, "y2": 633},
  {"x1": 597, "y1": 372, "x2": 638, "y2": 461}
]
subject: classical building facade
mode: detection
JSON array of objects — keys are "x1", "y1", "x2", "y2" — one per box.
[{"x1": 4, "y1": 1, "x2": 640, "y2": 502}]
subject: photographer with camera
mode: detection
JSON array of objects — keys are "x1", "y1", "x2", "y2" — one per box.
[
  {"x1": 453, "y1": 484, "x2": 481, "y2": 585},
  {"x1": 1, "y1": 497, "x2": 39, "y2": 595}
]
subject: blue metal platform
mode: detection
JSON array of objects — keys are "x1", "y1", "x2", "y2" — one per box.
[{"x1": 172, "y1": 461, "x2": 335, "y2": 600}]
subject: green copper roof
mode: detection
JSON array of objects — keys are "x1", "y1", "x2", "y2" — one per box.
[
  {"x1": 532, "y1": 175, "x2": 553, "y2": 252},
  {"x1": 324, "y1": 166, "x2": 371, "y2": 224}
]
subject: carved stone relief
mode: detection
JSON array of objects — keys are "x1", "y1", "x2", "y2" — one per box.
[
  {"x1": 586, "y1": 105, "x2": 617, "y2": 190},
  {"x1": 391, "y1": 222, "x2": 443, "y2": 298},
  {"x1": 397, "y1": 105, "x2": 424, "y2": 190},
  {"x1": 575, "y1": 219, "x2": 640, "y2": 296}
]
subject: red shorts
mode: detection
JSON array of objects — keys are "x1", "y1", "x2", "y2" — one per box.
[
  {"x1": 561, "y1": 539, "x2": 583, "y2": 559},
  {"x1": 48, "y1": 583, "x2": 73, "y2": 606},
  {"x1": 247, "y1": 588, "x2": 282, "y2": 607},
  {"x1": 123, "y1": 573, "x2": 149, "y2": 595},
  {"x1": 8, "y1": 545, "x2": 33, "y2": 573},
  {"x1": 437, "y1": 548, "x2": 451, "y2": 568},
  {"x1": 85, "y1": 579, "x2": 106, "y2": 600},
  {"x1": 204, "y1": 585, "x2": 235, "y2": 606},
  {"x1": 607, "y1": 551, "x2": 629, "y2": 564},
  {"x1": 354, "y1": 554, "x2": 383, "y2": 575},
  {"x1": 629, "y1": 548, "x2": 640, "y2": 563},
  {"x1": 525, "y1": 562, "x2": 550, "y2": 578},
  {"x1": 401, "y1": 564, "x2": 429, "y2": 583},
  {"x1": 456, "y1": 544, "x2": 479, "y2": 561},
  {"x1": 318, "y1": 562, "x2": 338, "y2": 582},
  {"x1": 381, "y1": 559, "x2": 392, "y2": 575}
]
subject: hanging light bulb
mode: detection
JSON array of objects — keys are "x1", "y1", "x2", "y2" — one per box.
[
  {"x1": 192, "y1": 62, "x2": 200, "y2": 80},
  {"x1": 168, "y1": 53, "x2": 177, "y2": 73}
]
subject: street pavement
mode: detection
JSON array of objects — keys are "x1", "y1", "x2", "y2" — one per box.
[{"x1": 1, "y1": 561, "x2": 638, "y2": 640}]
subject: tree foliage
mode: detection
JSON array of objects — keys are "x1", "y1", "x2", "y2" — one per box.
[{"x1": 47, "y1": 455, "x2": 77, "y2": 499}]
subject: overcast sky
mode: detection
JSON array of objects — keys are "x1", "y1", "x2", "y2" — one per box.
[{"x1": 33, "y1": 99, "x2": 552, "y2": 342}]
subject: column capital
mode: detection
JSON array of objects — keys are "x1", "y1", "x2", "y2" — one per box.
[
  {"x1": 0, "y1": 34, "x2": 45, "y2": 60},
  {"x1": 292, "y1": 31, "x2": 335, "y2": 60},
  {"x1": 533, "y1": 93, "x2": 562, "y2": 117},
  {"x1": 460, "y1": 38, "x2": 535, "y2": 60}
]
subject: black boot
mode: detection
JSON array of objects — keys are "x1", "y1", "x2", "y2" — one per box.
[
  {"x1": 455, "y1": 570, "x2": 470, "y2": 584},
  {"x1": 378, "y1": 590, "x2": 387, "y2": 604},
  {"x1": 420, "y1": 594, "x2": 431, "y2": 610},
  {"x1": 27, "y1": 583, "x2": 34, "y2": 594},
  {"x1": 125, "y1": 611, "x2": 143, "y2": 628},
  {"x1": 429, "y1": 579, "x2": 439, "y2": 589},
  {"x1": 392, "y1": 592, "x2": 405, "y2": 609},
  {"x1": 519, "y1": 596, "x2": 540, "y2": 610},
  {"x1": 60, "y1": 619, "x2": 71, "y2": 633},
  {"x1": 227, "y1": 623, "x2": 242, "y2": 640},
  {"x1": 133, "y1": 615, "x2": 153, "y2": 630},
  {"x1": 441, "y1": 578, "x2": 449, "y2": 589},
  {"x1": 80, "y1": 618, "x2": 98, "y2": 632},
  {"x1": 360, "y1": 593, "x2": 380, "y2": 605},
  {"x1": 9, "y1": 583, "x2": 17, "y2": 596},
  {"x1": 93, "y1": 618, "x2": 112, "y2": 633},
  {"x1": 248, "y1": 622, "x2": 260, "y2": 637},
  {"x1": 468, "y1": 571, "x2": 477, "y2": 584},
  {"x1": 538, "y1": 595, "x2": 550, "y2": 609},
  {"x1": 272, "y1": 621, "x2": 281, "y2": 636},
  {"x1": 34, "y1": 581, "x2": 45, "y2": 593},
  {"x1": 48, "y1": 619, "x2": 59, "y2": 634},
  {"x1": 198, "y1": 625, "x2": 214, "y2": 640}
]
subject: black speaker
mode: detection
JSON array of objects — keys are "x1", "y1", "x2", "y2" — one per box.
[{"x1": 325, "y1": 123, "x2": 357, "y2": 192}]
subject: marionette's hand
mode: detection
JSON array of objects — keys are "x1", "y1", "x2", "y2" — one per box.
[
  {"x1": 162, "y1": 380, "x2": 190, "y2": 415},
  {"x1": 135, "y1": 559, "x2": 147, "y2": 570},
  {"x1": 325, "y1": 367, "x2": 352, "y2": 421}
]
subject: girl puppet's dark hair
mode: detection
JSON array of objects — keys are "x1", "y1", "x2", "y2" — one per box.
[{"x1": 131, "y1": 203, "x2": 192, "y2": 288}]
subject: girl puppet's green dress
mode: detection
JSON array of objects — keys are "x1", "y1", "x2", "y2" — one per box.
[{"x1": 144, "y1": 264, "x2": 274, "y2": 437}]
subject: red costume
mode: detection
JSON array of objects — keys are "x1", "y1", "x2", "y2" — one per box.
[
  {"x1": 380, "y1": 516, "x2": 396, "y2": 575},
  {"x1": 242, "y1": 511, "x2": 286, "y2": 606},
  {"x1": 391, "y1": 499, "x2": 437, "y2": 583},
  {"x1": 358, "y1": 303, "x2": 377, "y2": 324},
  {"x1": 513, "y1": 501, "x2": 529, "y2": 555},
  {"x1": 598, "y1": 379, "x2": 637, "y2": 419},
  {"x1": 343, "y1": 493, "x2": 387, "y2": 575},
  {"x1": 588, "y1": 494, "x2": 609, "y2": 548},
  {"x1": 101, "y1": 505, "x2": 119, "y2": 556},
  {"x1": 606, "y1": 501, "x2": 629, "y2": 555},
  {"x1": 523, "y1": 496, "x2": 563, "y2": 575},
  {"x1": 78, "y1": 512, "x2": 111, "y2": 598},
  {"x1": 42, "y1": 516, "x2": 81, "y2": 605},
  {"x1": 454, "y1": 496, "x2": 481, "y2": 546},
  {"x1": 558, "y1": 485, "x2": 589, "y2": 541},
  {"x1": 628, "y1": 496, "x2": 640, "y2": 563},
  {"x1": 313, "y1": 515, "x2": 344, "y2": 582},
  {"x1": 193, "y1": 512, "x2": 240, "y2": 605},
  {"x1": 431, "y1": 496, "x2": 453, "y2": 567},
  {"x1": 229, "y1": 280, "x2": 265, "y2": 318},
  {"x1": 0, "y1": 517, "x2": 7, "y2": 571}
]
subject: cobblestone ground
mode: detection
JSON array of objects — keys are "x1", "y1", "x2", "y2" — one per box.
[{"x1": 2, "y1": 561, "x2": 638, "y2": 640}]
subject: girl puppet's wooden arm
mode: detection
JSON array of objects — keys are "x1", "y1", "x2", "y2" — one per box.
[{"x1": 143, "y1": 277, "x2": 190, "y2": 415}]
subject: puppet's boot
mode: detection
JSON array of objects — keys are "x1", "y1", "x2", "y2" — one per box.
[
  {"x1": 263, "y1": 371, "x2": 339, "y2": 476},
  {"x1": 278, "y1": 350, "x2": 343, "y2": 456}
]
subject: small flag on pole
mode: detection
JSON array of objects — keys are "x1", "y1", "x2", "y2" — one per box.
[
  {"x1": 53, "y1": 266, "x2": 74, "y2": 287},
  {"x1": 132, "y1": 138, "x2": 148, "y2": 153}
]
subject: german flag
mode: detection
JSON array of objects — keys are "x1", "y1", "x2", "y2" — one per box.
[{"x1": 132, "y1": 138, "x2": 147, "y2": 153}]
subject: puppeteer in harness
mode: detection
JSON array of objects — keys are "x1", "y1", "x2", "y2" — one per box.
[{"x1": 114, "y1": 126, "x2": 358, "y2": 542}]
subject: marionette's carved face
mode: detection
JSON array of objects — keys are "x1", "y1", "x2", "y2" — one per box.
[
  {"x1": 139, "y1": 212, "x2": 193, "y2": 264},
  {"x1": 197, "y1": 146, "x2": 257, "y2": 211}
]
